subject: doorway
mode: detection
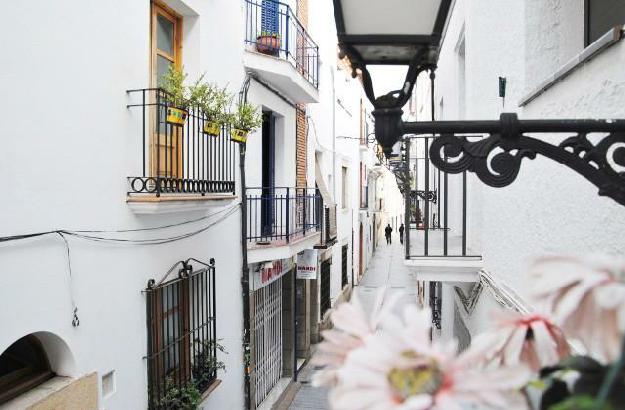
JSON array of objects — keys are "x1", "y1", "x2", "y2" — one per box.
[
  {"x1": 261, "y1": 111, "x2": 276, "y2": 236},
  {"x1": 359, "y1": 223, "x2": 364, "y2": 278}
]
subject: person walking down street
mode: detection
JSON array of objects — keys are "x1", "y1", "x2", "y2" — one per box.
[
  {"x1": 399, "y1": 223, "x2": 405, "y2": 245},
  {"x1": 385, "y1": 224, "x2": 392, "y2": 245}
]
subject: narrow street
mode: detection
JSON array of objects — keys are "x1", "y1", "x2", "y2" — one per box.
[{"x1": 288, "y1": 236, "x2": 416, "y2": 409}]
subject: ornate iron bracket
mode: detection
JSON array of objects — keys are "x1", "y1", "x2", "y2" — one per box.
[
  {"x1": 411, "y1": 190, "x2": 437, "y2": 203},
  {"x1": 401, "y1": 113, "x2": 625, "y2": 207}
]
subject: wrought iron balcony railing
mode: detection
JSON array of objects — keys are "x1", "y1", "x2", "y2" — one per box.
[
  {"x1": 246, "y1": 187, "x2": 321, "y2": 244},
  {"x1": 244, "y1": 0, "x2": 319, "y2": 88},
  {"x1": 126, "y1": 88, "x2": 236, "y2": 197},
  {"x1": 360, "y1": 186, "x2": 369, "y2": 209},
  {"x1": 318, "y1": 204, "x2": 337, "y2": 248}
]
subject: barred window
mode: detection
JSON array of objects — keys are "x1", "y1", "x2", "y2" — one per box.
[{"x1": 145, "y1": 261, "x2": 217, "y2": 409}]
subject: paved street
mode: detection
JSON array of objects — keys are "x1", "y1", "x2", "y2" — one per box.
[{"x1": 288, "y1": 238, "x2": 416, "y2": 409}]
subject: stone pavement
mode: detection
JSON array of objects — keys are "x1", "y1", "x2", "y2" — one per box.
[{"x1": 287, "y1": 239, "x2": 416, "y2": 409}]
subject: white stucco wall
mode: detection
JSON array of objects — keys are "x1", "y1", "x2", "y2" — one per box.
[
  {"x1": 0, "y1": 0, "x2": 256, "y2": 408},
  {"x1": 420, "y1": 0, "x2": 625, "y2": 337}
]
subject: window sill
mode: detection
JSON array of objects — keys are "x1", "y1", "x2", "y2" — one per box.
[
  {"x1": 519, "y1": 26, "x2": 624, "y2": 107},
  {"x1": 200, "y1": 379, "x2": 221, "y2": 402},
  {"x1": 0, "y1": 374, "x2": 97, "y2": 410},
  {"x1": 126, "y1": 194, "x2": 238, "y2": 215}
]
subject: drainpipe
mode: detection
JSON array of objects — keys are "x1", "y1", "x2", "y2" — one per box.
[
  {"x1": 240, "y1": 144, "x2": 251, "y2": 410},
  {"x1": 239, "y1": 77, "x2": 252, "y2": 410},
  {"x1": 331, "y1": 67, "x2": 336, "y2": 199}
]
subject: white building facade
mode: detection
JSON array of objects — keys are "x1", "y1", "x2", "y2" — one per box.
[
  {"x1": 0, "y1": 0, "x2": 402, "y2": 409},
  {"x1": 409, "y1": 0, "x2": 625, "y2": 345}
]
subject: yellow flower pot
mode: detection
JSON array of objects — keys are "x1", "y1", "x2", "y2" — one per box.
[
  {"x1": 231, "y1": 128, "x2": 249, "y2": 143},
  {"x1": 166, "y1": 107, "x2": 188, "y2": 126},
  {"x1": 203, "y1": 121, "x2": 221, "y2": 136}
]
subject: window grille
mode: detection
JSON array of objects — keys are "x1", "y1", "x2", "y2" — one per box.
[
  {"x1": 320, "y1": 260, "x2": 331, "y2": 317},
  {"x1": 253, "y1": 278, "x2": 283, "y2": 407},
  {"x1": 145, "y1": 260, "x2": 217, "y2": 409}
]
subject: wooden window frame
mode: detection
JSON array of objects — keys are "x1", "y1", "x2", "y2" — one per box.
[
  {"x1": 149, "y1": 1, "x2": 184, "y2": 181},
  {"x1": 148, "y1": 281, "x2": 191, "y2": 387},
  {"x1": 151, "y1": 1, "x2": 183, "y2": 88}
]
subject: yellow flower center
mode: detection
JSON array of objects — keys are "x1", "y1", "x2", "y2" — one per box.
[{"x1": 387, "y1": 358, "x2": 443, "y2": 400}]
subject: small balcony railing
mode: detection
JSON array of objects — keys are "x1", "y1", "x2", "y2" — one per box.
[
  {"x1": 244, "y1": 0, "x2": 319, "y2": 88},
  {"x1": 360, "y1": 186, "x2": 369, "y2": 209},
  {"x1": 246, "y1": 187, "x2": 321, "y2": 244},
  {"x1": 126, "y1": 88, "x2": 236, "y2": 197},
  {"x1": 319, "y1": 204, "x2": 337, "y2": 247}
]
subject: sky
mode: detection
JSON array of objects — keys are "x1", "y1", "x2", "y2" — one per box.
[{"x1": 368, "y1": 65, "x2": 409, "y2": 99}]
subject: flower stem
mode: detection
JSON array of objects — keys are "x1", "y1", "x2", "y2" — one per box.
[{"x1": 595, "y1": 334, "x2": 625, "y2": 408}]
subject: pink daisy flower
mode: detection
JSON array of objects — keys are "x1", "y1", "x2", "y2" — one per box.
[
  {"x1": 330, "y1": 305, "x2": 531, "y2": 410},
  {"x1": 530, "y1": 255, "x2": 625, "y2": 362},
  {"x1": 469, "y1": 311, "x2": 570, "y2": 371},
  {"x1": 312, "y1": 289, "x2": 401, "y2": 386}
]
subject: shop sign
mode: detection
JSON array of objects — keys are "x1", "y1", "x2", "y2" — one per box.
[
  {"x1": 252, "y1": 258, "x2": 293, "y2": 290},
  {"x1": 296, "y1": 249, "x2": 318, "y2": 280}
]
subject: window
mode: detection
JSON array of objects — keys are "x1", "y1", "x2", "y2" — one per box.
[
  {"x1": 152, "y1": 2, "x2": 182, "y2": 87},
  {"x1": 145, "y1": 262, "x2": 217, "y2": 409},
  {"x1": 320, "y1": 260, "x2": 331, "y2": 317},
  {"x1": 0, "y1": 335, "x2": 54, "y2": 405},
  {"x1": 341, "y1": 166, "x2": 348, "y2": 209},
  {"x1": 341, "y1": 244, "x2": 348, "y2": 288},
  {"x1": 150, "y1": 2, "x2": 183, "y2": 181},
  {"x1": 585, "y1": 0, "x2": 625, "y2": 45}
]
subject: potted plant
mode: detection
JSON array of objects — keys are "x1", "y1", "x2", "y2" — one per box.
[
  {"x1": 230, "y1": 102, "x2": 262, "y2": 144},
  {"x1": 157, "y1": 378, "x2": 201, "y2": 410},
  {"x1": 256, "y1": 31, "x2": 281, "y2": 56},
  {"x1": 189, "y1": 77, "x2": 232, "y2": 137},
  {"x1": 161, "y1": 65, "x2": 190, "y2": 126}
]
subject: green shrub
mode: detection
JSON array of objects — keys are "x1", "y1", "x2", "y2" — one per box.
[
  {"x1": 161, "y1": 66, "x2": 190, "y2": 109},
  {"x1": 189, "y1": 76, "x2": 233, "y2": 124},
  {"x1": 231, "y1": 102, "x2": 262, "y2": 132}
]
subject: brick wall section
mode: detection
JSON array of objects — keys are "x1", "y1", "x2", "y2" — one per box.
[
  {"x1": 297, "y1": 0, "x2": 308, "y2": 28},
  {"x1": 296, "y1": 0, "x2": 308, "y2": 189},
  {"x1": 296, "y1": 106, "x2": 307, "y2": 188}
]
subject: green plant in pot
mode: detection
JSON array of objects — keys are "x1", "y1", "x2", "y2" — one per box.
[
  {"x1": 190, "y1": 77, "x2": 232, "y2": 137},
  {"x1": 157, "y1": 377, "x2": 201, "y2": 410},
  {"x1": 230, "y1": 102, "x2": 262, "y2": 144},
  {"x1": 161, "y1": 65, "x2": 191, "y2": 126},
  {"x1": 256, "y1": 31, "x2": 281, "y2": 56}
]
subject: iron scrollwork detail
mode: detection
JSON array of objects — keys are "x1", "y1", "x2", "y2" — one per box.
[
  {"x1": 412, "y1": 190, "x2": 437, "y2": 203},
  {"x1": 429, "y1": 114, "x2": 625, "y2": 206}
]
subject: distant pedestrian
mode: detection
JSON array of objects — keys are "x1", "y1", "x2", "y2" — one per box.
[
  {"x1": 385, "y1": 224, "x2": 392, "y2": 245},
  {"x1": 399, "y1": 223, "x2": 405, "y2": 244}
]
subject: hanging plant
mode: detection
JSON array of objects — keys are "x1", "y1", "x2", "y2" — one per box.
[
  {"x1": 161, "y1": 66, "x2": 191, "y2": 126},
  {"x1": 189, "y1": 76, "x2": 233, "y2": 137},
  {"x1": 230, "y1": 102, "x2": 262, "y2": 144}
]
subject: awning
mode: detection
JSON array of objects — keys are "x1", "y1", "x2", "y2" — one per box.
[{"x1": 315, "y1": 157, "x2": 335, "y2": 206}]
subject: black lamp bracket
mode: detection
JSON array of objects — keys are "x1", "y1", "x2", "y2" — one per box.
[{"x1": 402, "y1": 113, "x2": 625, "y2": 206}]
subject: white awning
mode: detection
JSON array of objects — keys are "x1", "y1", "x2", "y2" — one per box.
[{"x1": 315, "y1": 157, "x2": 335, "y2": 206}]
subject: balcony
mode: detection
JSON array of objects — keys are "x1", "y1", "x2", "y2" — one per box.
[
  {"x1": 316, "y1": 204, "x2": 337, "y2": 249},
  {"x1": 126, "y1": 89, "x2": 237, "y2": 213},
  {"x1": 406, "y1": 137, "x2": 482, "y2": 284},
  {"x1": 246, "y1": 187, "x2": 321, "y2": 262},
  {"x1": 360, "y1": 186, "x2": 369, "y2": 209},
  {"x1": 243, "y1": 0, "x2": 319, "y2": 103}
]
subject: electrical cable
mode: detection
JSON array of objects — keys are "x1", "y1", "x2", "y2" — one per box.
[
  {"x1": 0, "y1": 203, "x2": 239, "y2": 245},
  {"x1": 72, "y1": 202, "x2": 238, "y2": 234},
  {"x1": 61, "y1": 206, "x2": 239, "y2": 245}
]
